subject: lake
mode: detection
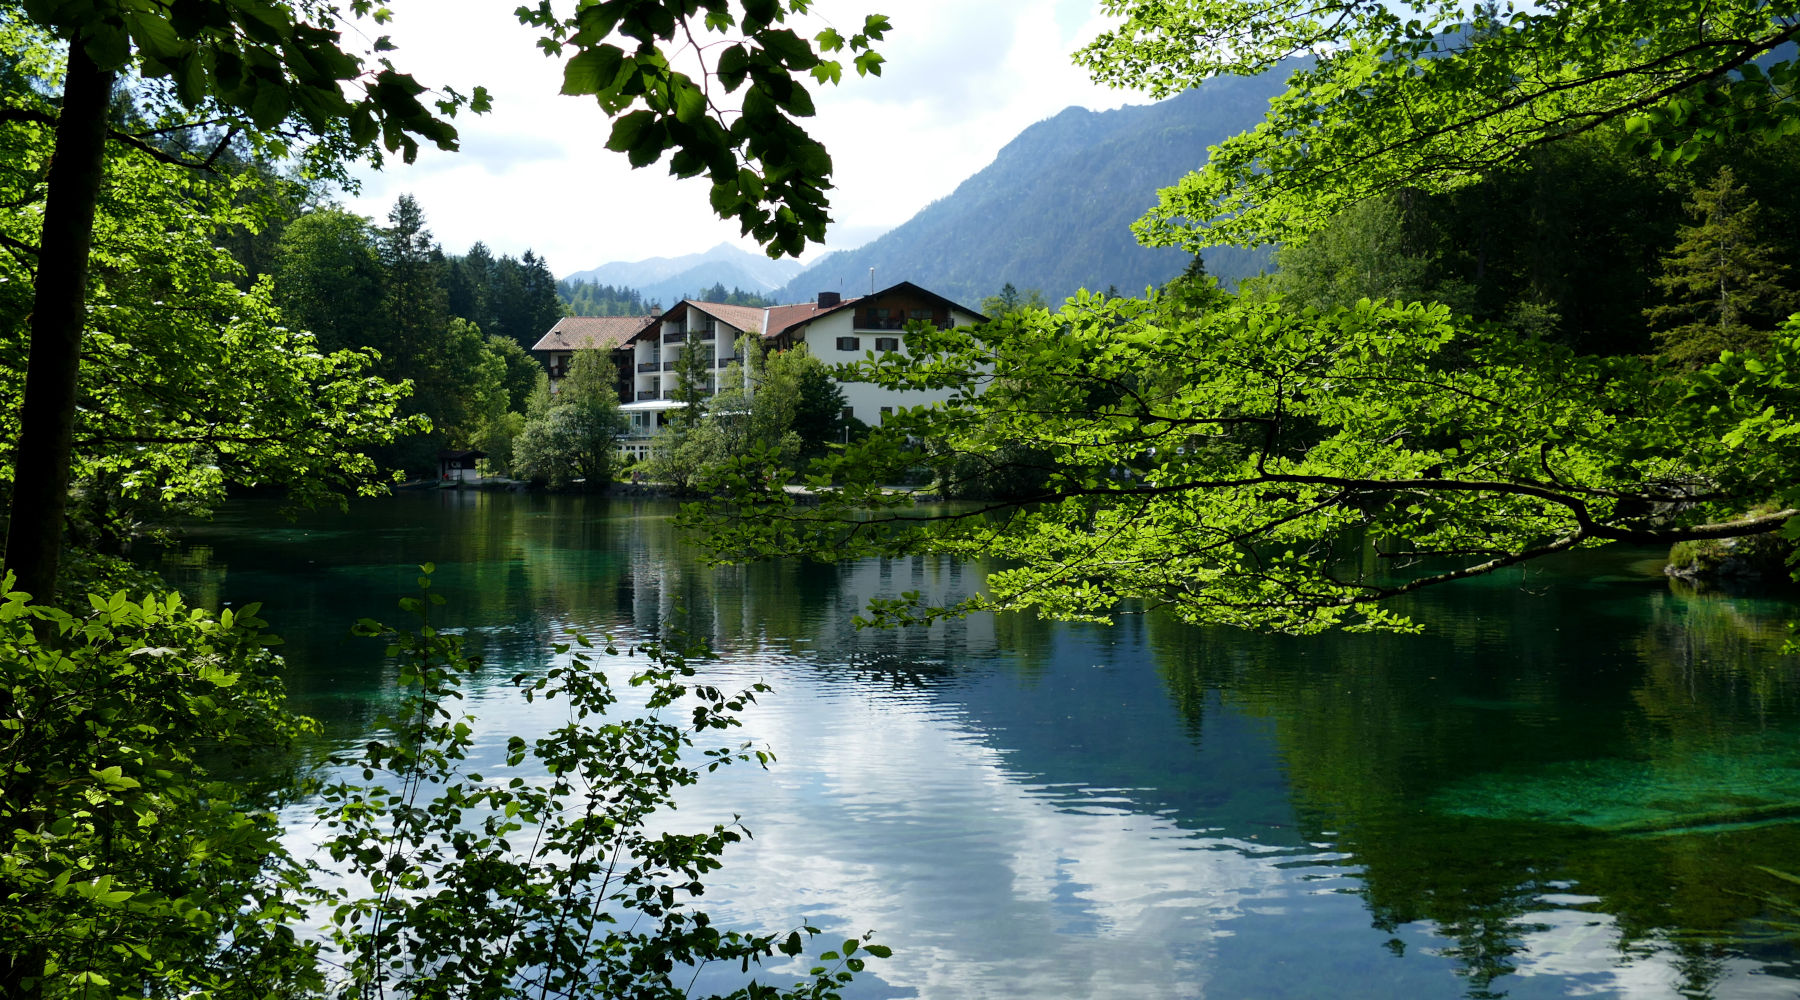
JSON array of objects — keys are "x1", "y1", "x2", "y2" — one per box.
[{"x1": 152, "y1": 491, "x2": 1800, "y2": 999}]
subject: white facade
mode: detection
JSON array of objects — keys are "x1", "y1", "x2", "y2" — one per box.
[
  {"x1": 547, "y1": 283, "x2": 986, "y2": 461},
  {"x1": 775, "y1": 301, "x2": 980, "y2": 425}
]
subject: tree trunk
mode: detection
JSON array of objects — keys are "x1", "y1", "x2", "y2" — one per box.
[{"x1": 1, "y1": 43, "x2": 115, "y2": 607}]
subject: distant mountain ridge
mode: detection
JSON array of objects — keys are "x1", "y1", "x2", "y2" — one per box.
[
  {"x1": 777, "y1": 68, "x2": 1294, "y2": 306},
  {"x1": 561, "y1": 242, "x2": 804, "y2": 308}
]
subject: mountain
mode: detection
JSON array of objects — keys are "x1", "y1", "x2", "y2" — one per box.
[
  {"x1": 776, "y1": 69, "x2": 1294, "y2": 307},
  {"x1": 561, "y1": 242, "x2": 805, "y2": 307}
]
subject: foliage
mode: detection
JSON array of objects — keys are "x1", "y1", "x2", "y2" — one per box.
[
  {"x1": 317, "y1": 567, "x2": 889, "y2": 999},
  {"x1": 0, "y1": 78, "x2": 423, "y2": 562},
  {"x1": 0, "y1": 575, "x2": 319, "y2": 999},
  {"x1": 1076, "y1": 0, "x2": 1800, "y2": 251},
  {"x1": 450, "y1": 247, "x2": 561, "y2": 351},
  {"x1": 670, "y1": 338, "x2": 717, "y2": 426},
  {"x1": 785, "y1": 347, "x2": 847, "y2": 458},
  {"x1": 512, "y1": 349, "x2": 627, "y2": 488},
  {"x1": 1646, "y1": 167, "x2": 1800, "y2": 369},
  {"x1": 558, "y1": 279, "x2": 652, "y2": 317},
  {"x1": 651, "y1": 340, "x2": 841, "y2": 491},
  {"x1": 519, "y1": 0, "x2": 889, "y2": 256},
  {"x1": 688, "y1": 292, "x2": 1800, "y2": 634},
  {"x1": 1259, "y1": 196, "x2": 1441, "y2": 313},
  {"x1": 272, "y1": 209, "x2": 385, "y2": 354},
  {"x1": 0, "y1": 564, "x2": 890, "y2": 999},
  {"x1": 979, "y1": 283, "x2": 1047, "y2": 318}
]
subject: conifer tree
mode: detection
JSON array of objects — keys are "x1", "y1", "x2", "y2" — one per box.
[
  {"x1": 1646, "y1": 168, "x2": 1799, "y2": 369},
  {"x1": 669, "y1": 337, "x2": 715, "y2": 430}
]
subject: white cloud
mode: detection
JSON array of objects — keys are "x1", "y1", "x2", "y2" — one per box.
[{"x1": 333, "y1": 0, "x2": 1141, "y2": 280}]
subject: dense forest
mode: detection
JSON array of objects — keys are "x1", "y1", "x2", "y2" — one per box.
[
  {"x1": 557, "y1": 277, "x2": 776, "y2": 315},
  {"x1": 3, "y1": 0, "x2": 1800, "y2": 997}
]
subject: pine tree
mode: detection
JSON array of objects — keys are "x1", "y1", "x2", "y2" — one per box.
[
  {"x1": 517, "y1": 250, "x2": 564, "y2": 350},
  {"x1": 1645, "y1": 167, "x2": 1799, "y2": 369},
  {"x1": 377, "y1": 194, "x2": 450, "y2": 368},
  {"x1": 458, "y1": 241, "x2": 497, "y2": 328},
  {"x1": 668, "y1": 337, "x2": 714, "y2": 430}
]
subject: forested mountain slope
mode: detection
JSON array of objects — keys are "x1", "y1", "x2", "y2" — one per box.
[{"x1": 777, "y1": 69, "x2": 1291, "y2": 305}]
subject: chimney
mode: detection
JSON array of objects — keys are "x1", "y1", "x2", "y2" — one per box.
[
  {"x1": 649, "y1": 306, "x2": 662, "y2": 317},
  {"x1": 817, "y1": 291, "x2": 840, "y2": 308}
]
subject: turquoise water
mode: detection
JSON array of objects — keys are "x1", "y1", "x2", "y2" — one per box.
[{"x1": 154, "y1": 491, "x2": 1800, "y2": 999}]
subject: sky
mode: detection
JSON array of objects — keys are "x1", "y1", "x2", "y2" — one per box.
[{"x1": 336, "y1": 1, "x2": 1143, "y2": 278}]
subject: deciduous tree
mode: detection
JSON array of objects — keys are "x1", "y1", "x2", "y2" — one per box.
[
  {"x1": 692, "y1": 293, "x2": 1800, "y2": 634},
  {"x1": 3, "y1": 0, "x2": 890, "y2": 600},
  {"x1": 1077, "y1": 0, "x2": 1800, "y2": 251},
  {"x1": 513, "y1": 349, "x2": 628, "y2": 488}
]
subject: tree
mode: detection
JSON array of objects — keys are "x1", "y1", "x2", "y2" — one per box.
[
  {"x1": 273, "y1": 208, "x2": 385, "y2": 353},
  {"x1": 485, "y1": 334, "x2": 543, "y2": 414},
  {"x1": 1077, "y1": 0, "x2": 1800, "y2": 252},
  {"x1": 980, "y1": 282, "x2": 1047, "y2": 317},
  {"x1": 1, "y1": 47, "x2": 422, "y2": 572},
  {"x1": 691, "y1": 293, "x2": 1800, "y2": 634},
  {"x1": 670, "y1": 337, "x2": 717, "y2": 427},
  {"x1": 485, "y1": 251, "x2": 564, "y2": 350},
  {"x1": 1259, "y1": 195, "x2": 1441, "y2": 313},
  {"x1": 448, "y1": 240, "x2": 496, "y2": 328},
  {"x1": 4, "y1": 0, "x2": 891, "y2": 601},
  {"x1": 787, "y1": 347, "x2": 848, "y2": 458},
  {"x1": 512, "y1": 349, "x2": 627, "y2": 488},
  {"x1": 1, "y1": 2, "x2": 471, "y2": 604},
  {"x1": 1646, "y1": 167, "x2": 1800, "y2": 369},
  {"x1": 671, "y1": 0, "x2": 1800, "y2": 635}
]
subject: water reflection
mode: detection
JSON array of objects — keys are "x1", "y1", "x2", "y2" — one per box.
[{"x1": 153, "y1": 493, "x2": 1800, "y2": 999}]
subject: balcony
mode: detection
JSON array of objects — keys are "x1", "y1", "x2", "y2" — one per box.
[
  {"x1": 697, "y1": 329, "x2": 716, "y2": 340},
  {"x1": 636, "y1": 390, "x2": 658, "y2": 401},
  {"x1": 662, "y1": 361, "x2": 678, "y2": 371},
  {"x1": 712, "y1": 356, "x2": 738, "y2": 368},
  {"x1": 663, "y1": 331, "x2": 686, "y2": 344},
  {"x1": 636, "y1": 361, "x2": 659, "y2": 373},
  {"x1": 857, "y1": 312, "x2": 946, "y2": 330}
]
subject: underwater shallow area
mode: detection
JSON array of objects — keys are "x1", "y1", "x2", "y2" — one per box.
[{"x1": 154, "y1": 491, "x2": 1800, "y2": 999}]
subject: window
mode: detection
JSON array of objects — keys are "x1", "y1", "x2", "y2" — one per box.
[
  {"x1": 874, "y1": 337, "x2": 900, "y2": 352},
  {"x1": 879, "y1": 405, "x2": 893, "y2": 420},
  {"x1": 840, "y1": 406, "x2": 854, "y2": 421},
  {"x1": 835, "y1": 336, "x2": 861, "y2": 351}
]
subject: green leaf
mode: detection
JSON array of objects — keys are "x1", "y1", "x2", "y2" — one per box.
[{"x1": 562, "y1": 44, "x2": 623, "y2": 96}]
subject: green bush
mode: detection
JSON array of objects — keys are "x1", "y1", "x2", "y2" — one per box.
[
  {"x1": 0, "y1": 568, "x2": 886, "y2": 999},
  {"x1": 0, "y1": 576, "x2": 320, "y2": 998}
]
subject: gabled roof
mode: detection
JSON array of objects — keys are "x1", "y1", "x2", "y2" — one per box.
[
  {"x1": 537, "y1": 283, "x2": 988, "y2": 353},
  {"x1": 683, "y1": 301, "x2": 771, "y2": 334},
  {"x1": 531, "y1": 315, "x2": 656, "y2": 352},
  {"x1": 762, "y1": 297, "x2": 864, "y2": 339},
  {"x1": 763, "y1": 282, "x2": 987, "y2": 340}
]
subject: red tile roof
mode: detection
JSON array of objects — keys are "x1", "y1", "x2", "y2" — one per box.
[
  {"x1": 531, "y1": 315, "x2": 656, "y2": 352},
  {"x1": 685, "y1": 301, "x2": 771, "y2": 334},
  {"x1": 761, "y1": 298, "x2": 864, "y2": 339}
]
